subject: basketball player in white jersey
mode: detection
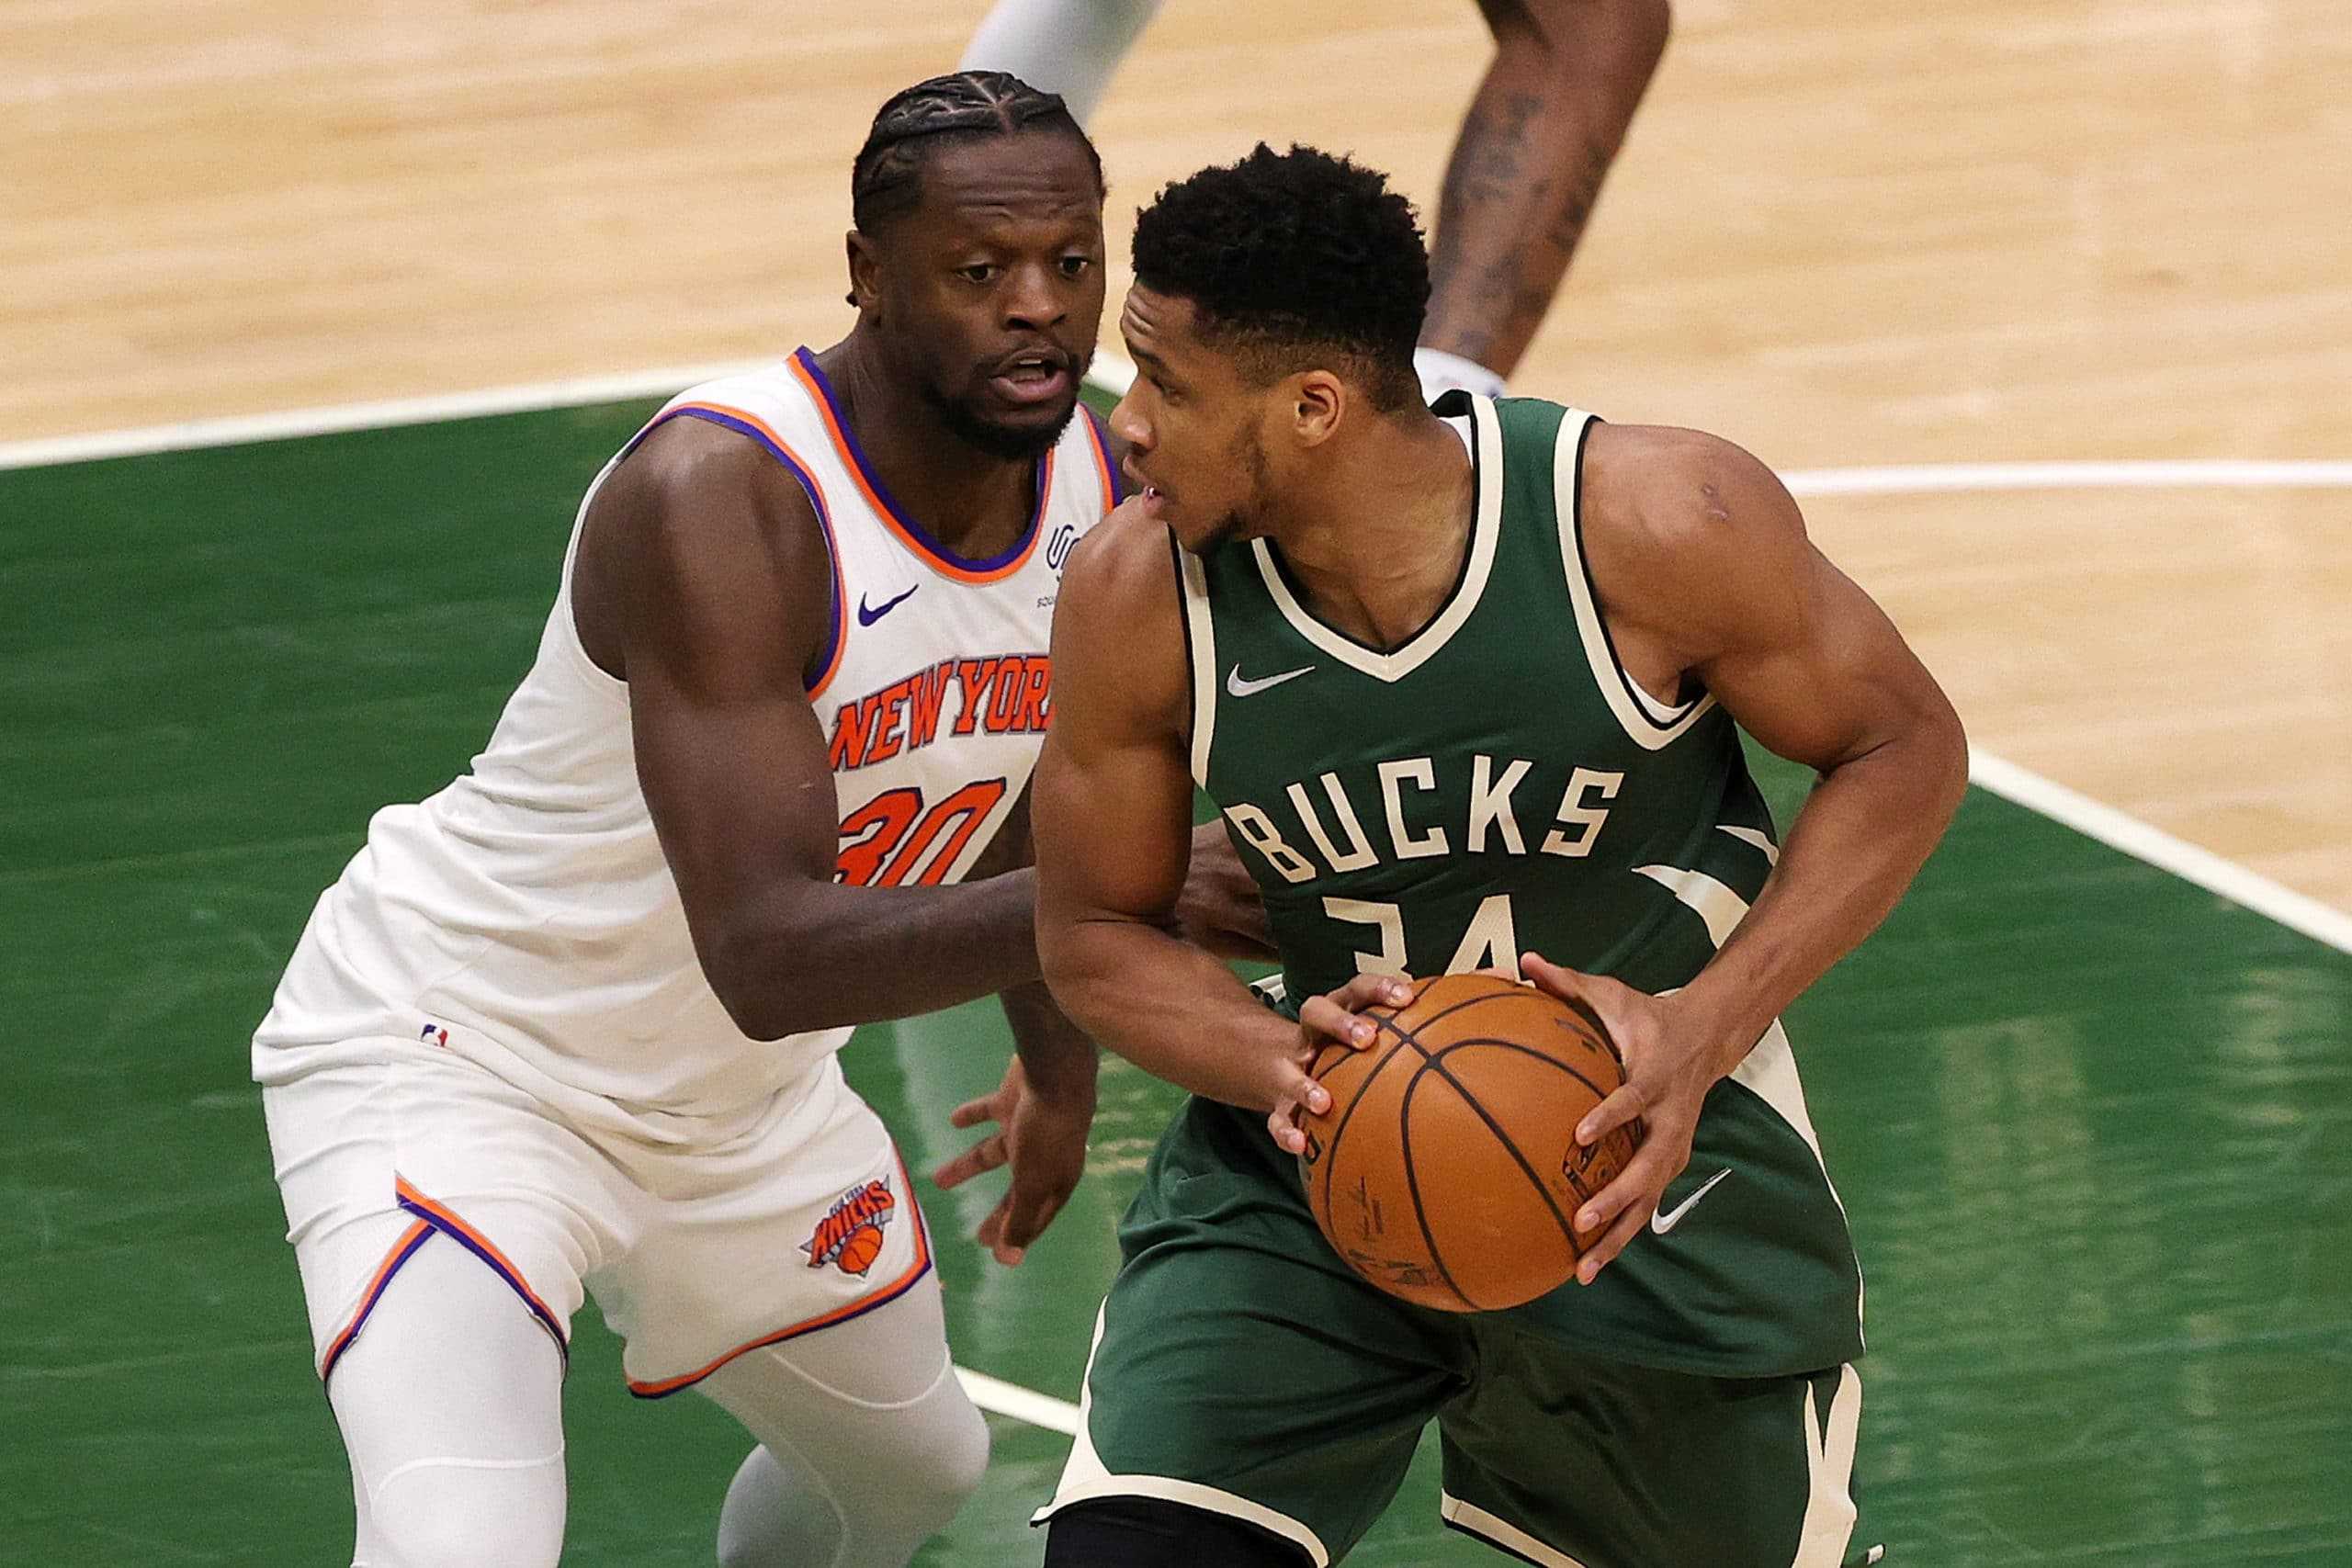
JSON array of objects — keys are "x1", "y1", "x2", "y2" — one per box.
[
  {"x1": 959, "y1": 0, "x2": 1669, "y2": 403},
  {"x1": 252, "y1": 73, "x2": 1260, "y2": 1568}
]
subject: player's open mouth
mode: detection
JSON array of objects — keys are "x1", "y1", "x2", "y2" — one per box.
[{"x1": 989, "y1": 353, "x2": 1072, "y2": 408}]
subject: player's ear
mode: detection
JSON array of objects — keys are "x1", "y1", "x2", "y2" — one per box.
[
  {"x1": 845, "y1": 230, "x2": 882, "y2": 314},
  {"x1": 1290, "y1": 369, "x2": 1344, "y2": 448}
]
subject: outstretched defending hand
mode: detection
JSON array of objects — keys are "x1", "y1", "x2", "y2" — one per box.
[
  {"x1": 1169, "y1": 820, "x2": 1276, "y2": 960},
  {"x1": 932, "y1": 1055, "x2": 1095, "y2": 1266},
  {"x1": 1521, "y1": 953, "x2": 1747, "y2": 1285}
]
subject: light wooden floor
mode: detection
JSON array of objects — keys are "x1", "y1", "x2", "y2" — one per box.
[{"x1": 8, "y1": 0, "x2": 2346, "y2": 910}]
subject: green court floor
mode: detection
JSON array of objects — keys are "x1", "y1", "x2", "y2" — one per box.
[{"x1": 3, "y1": 395, "x2": 2346, "y2": 1566}]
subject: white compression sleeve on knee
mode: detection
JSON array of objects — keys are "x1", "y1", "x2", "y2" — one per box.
[
  {"x1": 701, "y1": 1282, "x2": 989, "y2": 1568},
  {"x1": 329, "y1": 1235, "x2": 569, "y2": 1568},
  {"x1": 958, "y1": 0, "x2": 1167, "y2": 125}
]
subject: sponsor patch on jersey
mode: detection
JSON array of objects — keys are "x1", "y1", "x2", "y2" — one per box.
[{"x1": 800, "y1": 1177, "x2": 897, "y2": 1278}]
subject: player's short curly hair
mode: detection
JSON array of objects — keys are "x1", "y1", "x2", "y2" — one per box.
[
  {"x1": 1131, "y1": 144, "x2": 1430, "y2": 412},
  {"x1": 852, "y1": 71, "x2": 1103, "y2": 234}
]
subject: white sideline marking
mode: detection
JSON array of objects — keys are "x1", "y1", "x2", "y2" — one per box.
[
  {"x1": 1968, "y1": 750, "x2": 2352, "y2": 955},
  {"x1": 1781, "y1": 459, "x2": 2352, "y2": 496},
  {"x1": 0, "y1": 361, "x2": 770, "y2": 470},
  {"x1": 956, "y1": 1365, "x2": 1082, "y2": 1435}
]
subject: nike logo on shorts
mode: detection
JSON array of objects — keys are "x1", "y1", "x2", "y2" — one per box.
[
  {"x1": 1227, "y1": 663, "x2": 1314, "y2": 698},
  {"x1": 1649, "y1": 1168, "x2": 1730, "y2": 1235}
]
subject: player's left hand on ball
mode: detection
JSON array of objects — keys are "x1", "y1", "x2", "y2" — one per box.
[
  {"x1": 1269, "y1": 972, "x2": 1414, "y2": 1155},
  {"x1": 932, "y1": 1055, "x2": 1095, "y2": 1267},
  {"x1": 1520, "y1": 953, "x2": 1736, "y2": 1286}
]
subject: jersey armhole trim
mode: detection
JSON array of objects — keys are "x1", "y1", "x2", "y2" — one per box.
[
  {"x1": 1554, "y1": 412, "x2": 1718, "y2": 750},
  {"x1": 658, "y1": 404, "x2": 849, "y2": 701}
]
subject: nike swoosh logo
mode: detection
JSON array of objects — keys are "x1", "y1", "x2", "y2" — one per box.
[
  {"x1": 1649, "y1": 1168, "x2": 1730, "y2": 1235},
  {"x1": 1226, "y1": 663, "x2": 1314, "y2": 698},
  {"x1": 857, "y1": 584, "x2": 919, "y2": 626}
]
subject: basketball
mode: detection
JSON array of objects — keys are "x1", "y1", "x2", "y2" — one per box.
[{"x1": 1296, "y1": 972, "x2": 1642, "y2": 1313}]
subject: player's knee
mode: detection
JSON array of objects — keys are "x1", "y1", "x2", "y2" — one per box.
[
  {"x1": 899, "y1": 1382, "x2": 990, "y2": 1526},
  {"x1": 370, "y1": 1475, "x2": 563, "y2": 1568}
]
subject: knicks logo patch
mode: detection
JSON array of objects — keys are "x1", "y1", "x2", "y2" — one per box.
[{"x1": 801, "y1": 1178, "x2": 897, "y2": 1277}]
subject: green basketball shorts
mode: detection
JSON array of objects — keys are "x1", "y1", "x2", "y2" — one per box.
[{"x1": 1034, "y1": 1098, "x2": 1873, "y2": 1567}]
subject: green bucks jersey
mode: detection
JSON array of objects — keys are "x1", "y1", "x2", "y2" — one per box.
[{"x1": 1180, "y1": 392, "x2": 1863, "y2": 1375}]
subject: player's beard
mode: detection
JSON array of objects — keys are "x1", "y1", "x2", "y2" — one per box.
[
  {"x1": 924, "y1": 368, "x2": 1080, "y2": 462},
  {"x1": 1184, "y1": 429, "x2": 1273, "y2": 552}
]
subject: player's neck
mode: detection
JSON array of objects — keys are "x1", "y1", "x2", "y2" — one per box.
[
  {"x1": 1265, "y1": 412, "x2": 1475, "y2": 654},
  {"x1": 813, "y1": 338, "x2": 1044, "y2": 559}
]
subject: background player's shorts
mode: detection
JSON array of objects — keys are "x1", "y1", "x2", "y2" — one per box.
[
  {"x1": 262, "y1": 1032, "x2": 933, "y2": 1396},
  {"x1": 1035, "y1": 1097, "x2": 1867, "y2": 1568}
]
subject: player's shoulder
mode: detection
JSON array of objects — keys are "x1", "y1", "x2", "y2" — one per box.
[
  {"x1": 590, "y1": 412, "x2": 829, "y2": 592},
  {"x1": 1049, "y1": 499, "x2": 1190, "y2": 723},
  {"x1": 624, "y1": 413, "x2": 815, "y2": 519},
  {"x1": 1059, "y1": 494, "x2": 1181, "y2": 609},
  {"x1": 1579, "y1": 421, "x2": 1804, "y2": 573}
]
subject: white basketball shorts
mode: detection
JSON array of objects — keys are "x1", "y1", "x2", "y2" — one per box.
[{"x1": 261, "y1": 1032, "x2": 935, "y2": 1397}]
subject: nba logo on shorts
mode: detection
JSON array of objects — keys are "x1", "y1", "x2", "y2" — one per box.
[{"x1": 801, "y1": 1178, "x2": 897, "y2": 1277}]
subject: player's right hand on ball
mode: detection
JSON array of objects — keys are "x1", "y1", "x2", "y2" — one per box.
[{"x1": 1271, "y1": 974, "x2": 1414, "y2": 1155}]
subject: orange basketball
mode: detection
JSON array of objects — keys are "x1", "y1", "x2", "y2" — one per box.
[{"x1": 1296, "y1": 972, "x2": 1642, "y2": 1313}]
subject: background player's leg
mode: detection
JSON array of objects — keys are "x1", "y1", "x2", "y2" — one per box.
[
  {"x1": 699, "y1": 1276, "x2": 989, "y2": 1568},
  {"x1": 328, "y1": 1237, "x2": 568, "y2": 1568},
  {"x1": 1417, "y1": 0, "x2": 1671, "y2": 397},
  {"x1": 957, "y1": 0, "x2": 1167, "y2": 125}
]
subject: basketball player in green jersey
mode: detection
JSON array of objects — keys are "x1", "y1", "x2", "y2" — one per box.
[{"x1": 1028, "y1": 145, "x2": 1968, "y2": 1568}]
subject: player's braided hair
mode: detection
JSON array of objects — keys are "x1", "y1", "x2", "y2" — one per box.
[
  {"x1": 851, "y1": 71, "x2": 1103, "y2": 234},
  {"x1": 1132, "y1": 144, "x2": 1430, "y2": 412}
]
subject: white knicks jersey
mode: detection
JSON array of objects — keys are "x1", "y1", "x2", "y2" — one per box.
[{"x1": 253, "y1": 348, "x2": 1118, "y2": 1141}]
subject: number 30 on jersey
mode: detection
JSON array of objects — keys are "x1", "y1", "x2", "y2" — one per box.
[{"x1": 835, "y1": 779, "x2": 1008, "y2": 887}]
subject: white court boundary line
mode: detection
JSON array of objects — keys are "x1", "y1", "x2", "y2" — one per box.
[
  {"x1": 1780, "y1": 459, "x2": 2352, "y2": 494},
  {"x1": 0, "y1": 361, "x2": 774, "y2": 471},
  {"x1": 6, "y1": 359, "x2": 2347, "y2": 1430},
  {"x1": 956, "y1": 1365, "x2": 1082, "y2": 1434},
  {"x1": 1968, "y1": 751, "x2": 2351, "y2": 954},
  {"x1": 5, "y1": 357, "x2": 2351, "y2": 491}
]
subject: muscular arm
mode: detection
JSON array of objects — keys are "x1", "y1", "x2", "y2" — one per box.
[
  {"x1": 1529, "y1": 423, "x2": 1966, "y2": 1279},
  {"x1": 577, "y1": 417, "x2": 1043, "y2": 1041},
  {"x1": 1421, "y1": 0, "x2": 1671, "y2": 377},
  {"x1": 1588, "y1": 423, "x2": 1969, "y2": 1059},
  {"x1": 1032, "y1": 507, "x2": 1302, "y2": 1111}
]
